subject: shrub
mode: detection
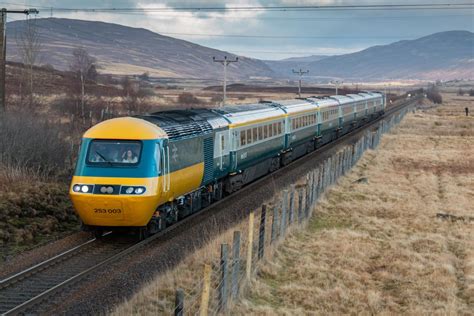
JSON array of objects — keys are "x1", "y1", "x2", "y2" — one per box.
[
  {"x1": 177, "y1": 92, "x2": 201, "y2": 106},
  {"x1": 469, "y1": 89, "x2": 474, "y2": 97},
  {"x1": 426, "y1": 86, "x2": 443, "y2": 104},
  {"x1": 457, "y1": 88, "x2": 465, "y2": 96},
  {"x1": 0, "y1": 110, "x2": 74, "y2": 178}
]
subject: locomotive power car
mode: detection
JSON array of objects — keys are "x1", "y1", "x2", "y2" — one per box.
[{"x1": 70, "y1": 92, "x2": 385, "y2": 238}]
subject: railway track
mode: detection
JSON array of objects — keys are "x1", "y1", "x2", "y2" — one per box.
[
  {"x1": 0, "y1": 233, "x2": 134, "y2": 315},
  {"x1": 0, "y1": 95, "x2": 420, "y2": 315}
]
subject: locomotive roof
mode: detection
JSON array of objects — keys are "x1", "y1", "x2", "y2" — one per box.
[{"x1": 136, "y1": 109, "x2": 217, "y2": 140}]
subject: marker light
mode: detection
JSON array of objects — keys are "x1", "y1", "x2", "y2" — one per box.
[
  {"x1": 81, "y1": 185, "x2": 89, "y2": 193},
  {"x1": 126, "y1": 187, "x2": 134, "y2": 194},
  {"x1": 73, "y1": 185, "x2": 81, "y2": 192},
  {"x1": 106, "y1": 186, "x2": 114, "y2": 194},
  {"x1": 134, "y1": 187, "x2": 144, "y2": 194},
  {"x1": 100, "y1": 186, "x2": 107, "y2": 193}
]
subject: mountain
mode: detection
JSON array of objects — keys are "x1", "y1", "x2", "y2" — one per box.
[
  {"x1": 6, "y1": 18, "x2": 473, "y2": 81},
  {"x1": 6, "y1": 18, "x2": 275, "y2": 80},
  {"x1": 264, "y1": 55, "x2": 329, "y2": 77},
  {"x1": 305, "y1": 31, "x2": 474, "y2": 81}
]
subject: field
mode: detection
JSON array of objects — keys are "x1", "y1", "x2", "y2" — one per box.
[{"x1": 233, "y1": 94, "x2": 474, "y2": 314}]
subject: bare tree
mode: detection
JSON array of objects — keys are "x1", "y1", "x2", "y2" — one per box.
[
  {"x1": 69, "y1": 47, "x2": 96, "y2": 117},
  {"x1": 15, "y1": 17, "x2": 42, "y2": 106}
]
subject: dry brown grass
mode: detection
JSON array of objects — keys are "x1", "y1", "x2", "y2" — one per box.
[{"x1": 233, "y1": 93, "x2": 474, "y2": 315}]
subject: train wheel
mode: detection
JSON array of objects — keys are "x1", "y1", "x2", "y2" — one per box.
[{"x1": 138, "y1": 227, "x2": 149, "y2": 241}]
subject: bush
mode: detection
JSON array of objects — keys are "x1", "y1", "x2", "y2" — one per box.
[
  {"x1": 470, "y1": 89, "x2": 474, "y2": 97},
  {"x1": 177, "y1": 92, "x2": 201, "y2": 106},
  {"x1": 426, "y1": 87, "x2": 443, "y2": 104},
  {"x1": 457, "y1": 88, "x2": 465, "y2": 96},
  {"x1": 0, "y1": 110, "x2": 74, "y2": 178}
]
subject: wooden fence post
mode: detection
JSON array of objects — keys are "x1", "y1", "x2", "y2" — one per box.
[
  {"x1": 258, "y1": 204, "x2": 267, "y2": 260},
  {"x1": 271, "y1": 205, "x2": 279, "y2": 243},
  {"x1": 289, "y1": 185, "x2": 296, "y2": 224},
  {"x1": 298, "y1": 188, "x2": 304, "y2": 224},
  {"x1": 174, "y1": 289, "x2": 184, "y2": 316},
  {"x1": 199, "y1": 264, "x2": 211, "y2": 316},
  {"x1": 231, "y1": 231, "x2": 241, "y2": 300},
  {"x1": 246, "y1": 210, "x2": 255, "y2": 280},
  {"x1": 280, "y1": 190, "x2": 288, "y2": 237},
  {"x1": 218, "y1": 243, "x2": 229, "y2": 312}
]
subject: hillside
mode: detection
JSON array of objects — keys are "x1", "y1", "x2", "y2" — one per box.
[
  {"x1": 264, "y1": 55, "x2": 329, "y2": 77},
  {"x1": 6, "y1": 18, "x2": 274, "y2": 80},
  {"x1": 305, "y1": 31, "x2": 474, "y2": 81}
]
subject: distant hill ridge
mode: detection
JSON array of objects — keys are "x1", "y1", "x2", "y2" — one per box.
[
  {"x1": 6, "y1": 18, "x2": 274, "y2": 79},
  {"x1": 6, "y1": 18, "x2": 473, "y2": 81},
  {"x1": 301, "y1": 30, "x2": 473, "y2": 80}
]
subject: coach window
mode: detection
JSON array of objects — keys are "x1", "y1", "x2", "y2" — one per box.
[
  {"x1": 240, "y1": 131, "x2": 246, "y2": 146},
  {"x1": 253, "y1": 127, "x2": 257, "y2": 141},
  {"x1": 246, "y1": 129, "x2": 252, "y2": 144},
  {"x1": 269, "y1": 124, "x2": 273, "y2": 137},
  {"x1": 258, "y1": 126, "x2": 263, "y2": 140},
  {"x1": 264, "y1": 125, "x2": 268, "y2": 138}
]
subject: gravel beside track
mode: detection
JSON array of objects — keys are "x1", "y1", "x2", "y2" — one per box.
[{"x1": 10, "y1": 98, "x2": 419, "y2": 315}]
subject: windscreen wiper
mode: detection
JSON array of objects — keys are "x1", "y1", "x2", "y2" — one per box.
[{"x1": 95, "y1": 151, "x2": 113, "y2": 166}]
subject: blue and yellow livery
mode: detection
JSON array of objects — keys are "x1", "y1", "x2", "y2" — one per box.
[{"x1": 70, "y1": 92, "x2": 385, "y2": 238}]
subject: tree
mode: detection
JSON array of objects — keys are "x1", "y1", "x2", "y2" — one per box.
[
  {"x1": 69, "y1": 47, "x2": 96, "y2": 117},
  {"x1": 15, "y1": 17, "x2": 42, "y2": 106},
  {"x1": 457, "y1": 88, "x2": 465, "y2": 96},
  {"x1": 426, "y1": 86, "x2": 443, "y2": 104}
]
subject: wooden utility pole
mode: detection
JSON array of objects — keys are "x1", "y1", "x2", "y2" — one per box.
[
  {"x1": 213, "y1": 55, "x2": 238, "y2": 107},
  {"x1": 292, "y1": 68, "x2": 309, "y2": 98},
  {"x1": 0, "y1": 8, "x2": 38, "y2": 112}
]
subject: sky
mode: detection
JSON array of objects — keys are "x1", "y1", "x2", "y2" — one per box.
[{"x1": 4, "y1": 0, "x2": 474, "y2": 60}]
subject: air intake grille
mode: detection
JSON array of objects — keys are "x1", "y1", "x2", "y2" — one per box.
[{"x1": 202, "y1": 137, "x2": 214, "y2": 184}]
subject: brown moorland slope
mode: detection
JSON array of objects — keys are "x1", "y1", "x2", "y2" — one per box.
[{"x1": 234, "y1": 94, "x2": 474, "y2": 314}]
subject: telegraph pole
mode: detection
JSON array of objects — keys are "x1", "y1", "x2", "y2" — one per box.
[
  {"x1": 213, "y1": 55, "x2": 238, "y2": 107},
  {"x1": 292, "y1": 68, "x2": 309, "y2": 98},
  {"x1": 330, "y1": 80, "x2": 343, "y2": 95},
  {"x1": 0, "y1": 8, "x2": 38, "y2": 112}
]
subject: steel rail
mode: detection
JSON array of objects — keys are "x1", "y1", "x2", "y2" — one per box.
[{"x1": 1, "y1": 95, "x2": 420, "y2": 315}]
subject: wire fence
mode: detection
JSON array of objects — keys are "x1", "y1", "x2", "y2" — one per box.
[{"x1": 169, "y1": 106, "x2": 413, "y2": 316}]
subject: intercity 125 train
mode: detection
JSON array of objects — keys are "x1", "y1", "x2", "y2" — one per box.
[{"x1": 70, "y1": 92, "x2": 385, "y2": 238}]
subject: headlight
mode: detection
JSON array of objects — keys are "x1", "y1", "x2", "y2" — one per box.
[
  {"x1": 106, "y1": 186, "x2": 114, "y2": 194},
  {"x1": 73, "y1": 185, "x2": 81, "y2": 192},
  {"x1": 121, "y1": 186, "x2": 146, "y2": 195},
  {"x1": 81, "y1": 185, "x2": 89, "y2": 193}
]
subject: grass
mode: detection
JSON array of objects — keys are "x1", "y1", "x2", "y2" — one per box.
[{"x1": 233, "y1": 93, "x2": 474, "y2": 314}]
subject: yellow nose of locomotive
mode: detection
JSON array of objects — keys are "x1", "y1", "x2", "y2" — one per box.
[
  {"x1": 70, "y1": 177, "x2": 162, "y2": 227},
  {"x1": 70, "y1": 117, "x2": 168, "y2": 228}
]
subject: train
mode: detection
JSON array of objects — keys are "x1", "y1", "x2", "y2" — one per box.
[{"x1": 70, "y1": 92, "x2": 385, "y2": 239}]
